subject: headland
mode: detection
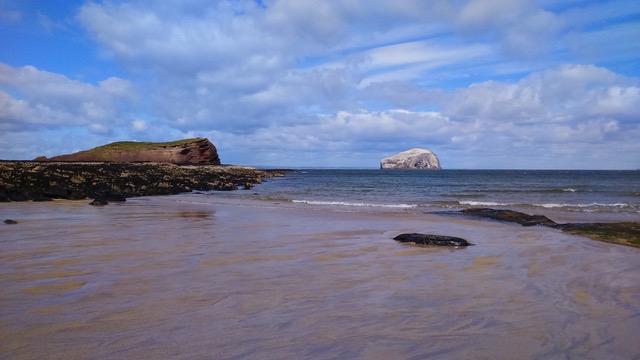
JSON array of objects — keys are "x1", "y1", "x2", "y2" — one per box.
[{"x1": 0, "y1": 161, "x2": 285, "y2": 202}]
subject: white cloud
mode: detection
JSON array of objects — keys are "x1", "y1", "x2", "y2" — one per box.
[
  {"x1": 0, "y1": 63, "x2": 136, "y2": 131},
  {"x1": 210, "y1": 64, "x2": 640, "y2": 168},
  {"x1": 456, "y1": 0, "x2": 565, "y2": 57},
  {"x1": 358, "y1": 40, "x2": 493, "y2": 86},
  {"x1": 72, "y1": 0, "x2": 571, "y2": 136},
  {"x1": 132, "y1": 119, "x2": 148, "y2": 132},
  {"x1": 433, "y1": 64, "x2": 640, "y2": 167}
]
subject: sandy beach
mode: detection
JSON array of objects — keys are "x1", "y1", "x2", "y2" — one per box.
[{"x1": 1, "y1": 194, "x2": 639, "y2": 359}]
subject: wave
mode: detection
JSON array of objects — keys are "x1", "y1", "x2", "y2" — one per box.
[
  {"x1": 458, "y1": 200, "x2": 637, "y2": 211},
  {"x1": 459, "y1": 201, "x2": 510, "y2": 207},
  {"x1": 291, "y1": 199, "x2": 417, "y2": 209},
  {"x1": 466, "y1": 188, "x2": 580, "y2": 194}
]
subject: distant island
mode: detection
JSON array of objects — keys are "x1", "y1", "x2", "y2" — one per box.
[
  {"x1": 380, "y1": 148, "x2": 441, "y2": 169},
  {"x1": 0, "y1": 138, "x2": 285, "y2": 203}
]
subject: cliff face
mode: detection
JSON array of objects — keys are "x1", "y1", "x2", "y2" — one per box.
[
  {"x1": 380, "y1": 148, "x2": 441, "y2": 170},
  {"x1": 46, "y1": 138, "x2": 220, "y2": 165}
]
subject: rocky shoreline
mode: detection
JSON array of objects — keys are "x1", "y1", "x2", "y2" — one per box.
[
  {"x1": 460, "y1": 208, "x2": 640, "y2": 248},
  {"x1": 0, "y1": 161, "x2": 286, "y2": 203}
]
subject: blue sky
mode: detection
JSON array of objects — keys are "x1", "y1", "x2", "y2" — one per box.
[{"x1": 1, "y1": 0, "x2": 639, "y2": 169}]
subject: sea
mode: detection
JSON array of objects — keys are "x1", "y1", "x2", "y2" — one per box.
[{"x1": 217, "y1": 169, "x2": 640, "y2": 221}]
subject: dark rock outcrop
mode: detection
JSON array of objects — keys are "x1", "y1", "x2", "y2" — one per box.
[
  {"x1": 43, "y1": 138, "x2": 221, "y2": 165},
  {"x1": 394, "y1": 233, "x2": 473, "y2": 246},
  {"x1": 553, "y1": 222, "x2": 640, "y2": 248},
  {"x1": 461, "y1": 208, "x2": 556, "y2": 226},
  {"x1": 89, "y1": 198, "x2": 109, "y2": 206},
  {"x1": 459, "y1": 207, "x2": 640, "y2": 248},
  {"x1": 89, "y1": 193, "x2": 127, "y2": 206},
  {"x1": 0, "y1": 161, "x2": 285, "y2": 202}
]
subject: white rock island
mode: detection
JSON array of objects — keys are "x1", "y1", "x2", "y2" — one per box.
[{"x1": 380, "y1": 148, "x2": 441, "y2": 170}]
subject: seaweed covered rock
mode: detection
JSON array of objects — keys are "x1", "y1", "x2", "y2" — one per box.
[
  {"x1": 459, "y1": 207, "x2": 640, "y2": 248},
  {"x1": 553, "y1": 222, "x2": 640, "y2": 248},
  {"x1": 461, "y1": 208, "x2": 556, "y2": 226},
  {"x1": 0, "y1": 161, "x2": 285, "y2": 201}
]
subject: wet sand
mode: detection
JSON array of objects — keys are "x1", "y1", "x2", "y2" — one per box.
[{"x1": 1, "y1": 195, "x2": 639, "y2": 359}]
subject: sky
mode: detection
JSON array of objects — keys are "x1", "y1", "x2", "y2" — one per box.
[{"x1": 1, "y1": 0, "x2": 639, "y2": 169}]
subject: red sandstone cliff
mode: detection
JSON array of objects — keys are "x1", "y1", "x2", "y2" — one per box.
[{"x1": 44, "y1": 138, "x2": 221, "y2": 165}]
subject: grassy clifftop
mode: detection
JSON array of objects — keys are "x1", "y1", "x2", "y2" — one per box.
[{"x1": 92, "y1": 138, "x2": 202, "y2": 151}]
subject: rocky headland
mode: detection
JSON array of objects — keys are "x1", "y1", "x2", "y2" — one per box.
[
  {"x1": 380, "y1": 149, "x2": 441, "y2": 170},
  {"x1": 36, "y1": 138, "x2": 220, "y2": 165},
  {"x1": 1, "y1": 138, "x2": 285, "y2": 203},
  {"x1": 0, "y1": 161, "x2": 285, "y2": 203}
]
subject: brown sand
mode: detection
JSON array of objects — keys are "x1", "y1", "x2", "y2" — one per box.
[{"x1": 1, "y1": 195, "x2": 639, "y2": 359}]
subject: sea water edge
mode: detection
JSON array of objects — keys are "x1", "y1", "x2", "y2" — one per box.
[{"x1": 202, "y1": 169, "x2": 640, "y2": 223}]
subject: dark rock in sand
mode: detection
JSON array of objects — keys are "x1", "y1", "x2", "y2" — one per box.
[
  {"x1": 100, "y1": 193, "x2": 127, "y2": 202},
  {"x1": 394, "y1": 233, "x2": 473, "y2": 246},
  {"x1": 89, "y1": 198, "x2": 109, "y2": 206},
  {"x1": 8, "y1": 192, "x2": 30, "y2": 202},
  {"x1": 32, "y1": 196, "x2": 53, "y2": 202},
  {"x1": 0, "y1": 191, "x2": 11, "y2": 202},
  {"x1": 4, "y1": 219, "x2": 18, "y2": 224},
  {"x1": 89, "y1": 193, "x2": 126, "y2": 205},
  {"x1": 461, "y1": 208, "x2": 556, "y2": 226}
]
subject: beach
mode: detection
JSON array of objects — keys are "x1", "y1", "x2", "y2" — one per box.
[{"x1": 1, "y1": 194, "x2": 639, "y2": 359}]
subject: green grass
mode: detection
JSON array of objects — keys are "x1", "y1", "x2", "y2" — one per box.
[{"x1": 94, "y1": 138, "x2": 202, "y2": 151}]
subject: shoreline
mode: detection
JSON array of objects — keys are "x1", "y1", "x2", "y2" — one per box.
[
  {"x1": 176, "y1": 192, "x2": 640, "y2": 248},
  {"x1": 3, "y1": 191, "x2": 639, "y2": 248}
]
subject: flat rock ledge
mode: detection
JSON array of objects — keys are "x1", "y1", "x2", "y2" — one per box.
[
  {"x1": 460, "y1": 207, "x2": 640, "y2": 248},
  {"x1": 461, "y1": 208, "x2": 556, "y2": 226},
  {"x1": 394, "y1": 233, "x2": 473, "y2": 247},
  {"x1": 0, "y1": 161, "x2": 286, "y2": 202}
]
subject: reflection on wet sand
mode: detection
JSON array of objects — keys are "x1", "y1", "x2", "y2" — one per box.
[{"x1": 1, "y1": 195, "x2": 639, "y2": 359}]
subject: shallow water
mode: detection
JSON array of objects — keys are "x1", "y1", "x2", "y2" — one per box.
[{"x1": 1, "y1": 195, "x2": 639, "y2": 359}]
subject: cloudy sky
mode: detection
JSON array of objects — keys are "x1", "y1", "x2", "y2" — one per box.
[{"x1": 1, "y1": 0, "x2": 638, "y2": 169}]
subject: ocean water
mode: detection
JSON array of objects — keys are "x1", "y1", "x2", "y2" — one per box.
[{"x1": 222, "y1": 169, "x2": 639, "y2": 221}]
